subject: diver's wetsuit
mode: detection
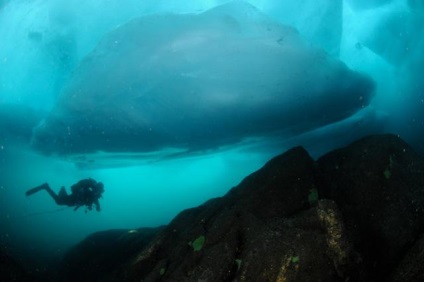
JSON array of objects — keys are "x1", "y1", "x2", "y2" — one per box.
[{"x1": 26, "y1": 179, "x2": 103, "y2": 211}]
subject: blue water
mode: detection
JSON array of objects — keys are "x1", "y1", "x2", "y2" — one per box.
[{"x1": 1, "y1": 0, "x2": 423, "y2": 271}]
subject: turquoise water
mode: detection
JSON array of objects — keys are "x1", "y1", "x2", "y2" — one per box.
[{"x1": 1, "y1": 0, "x2": 423, "y2": 271}]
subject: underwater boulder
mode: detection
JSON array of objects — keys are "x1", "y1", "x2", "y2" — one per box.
[
  {"x1": 32, "y1": 1, "x2": 374, "y2": 155},
  {"x1": 317, "y1": 134, "x2": 424, "y2": 280},
  {"x1": 108, "y1": 146, "x2": 361, "y2": 281},
  {"x1": 0, "y1": 250, "x2": 32, "y2": 281},
  {"x1": 55, "y1": 134, "x2": 424, "y2": 281},
  {"x1": 391, "y1": 233, "x2": 424, "y2": 282},
  {"x1": 58, "y1": 227, "x2": 164, "y2": 281}
]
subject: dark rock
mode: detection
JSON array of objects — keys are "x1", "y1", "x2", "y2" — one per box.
[
  {"x1": 58, "y1": 227, "x2": 164, "y2": 281},
  {"x1": 0, "y1": 249, "x2": 32, "y2": 281},
  {"x1": 317, "y1": 134, "x2": 424, "y2": 280},
  {"x1": 390, "y1": 232, "x2": 424, "y2": 281},
  {"x1": 116, "y1": 147, "x2": 362, "y2": 282},
  {"x1": 58, "y1": 134, "x2": 424, "y2": 281}
]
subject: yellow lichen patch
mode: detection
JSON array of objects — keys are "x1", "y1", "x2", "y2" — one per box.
[
  {"x1": 317, "y1": 200, "x2": 350, "y2": 270},
  {"x1": 133, "y1": 235, "x2": 164, "y2": 265},
  {"x1": 276, "y1": 255, "x2": 295, "y2": 282}
]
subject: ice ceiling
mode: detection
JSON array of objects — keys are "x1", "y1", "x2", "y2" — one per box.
[{"x1": 1, "y1": 0, "x2": 423, "y2": 158}]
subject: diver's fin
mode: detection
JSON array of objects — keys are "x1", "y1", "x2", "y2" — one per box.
[{"x1": 26, "y1": 183, "x2": 49, "y2": 196}]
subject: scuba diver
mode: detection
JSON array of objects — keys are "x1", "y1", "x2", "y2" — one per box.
[{"x1": 26, "y1": 178, "x2": 104, "y2": 212}]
